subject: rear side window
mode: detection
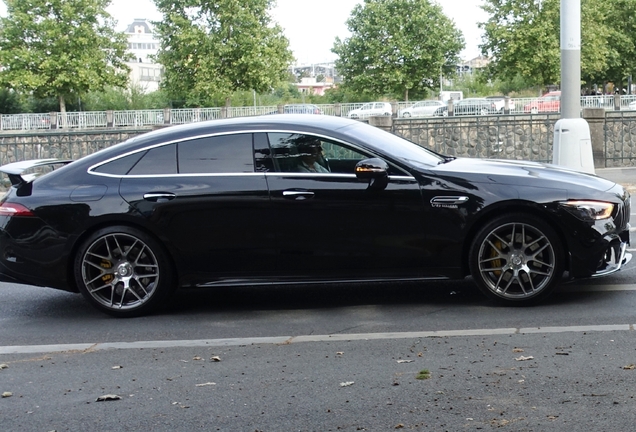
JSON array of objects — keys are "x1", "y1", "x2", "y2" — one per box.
[
  {"x1": 178, "y1": 133, "x2": 254, "y2": 174},
  {"x1": 128, "y1": 144, "x2": 177, "y2": 175},
  {"x1": 93, "y1": 152, "x2": 146, "y2": 175}
]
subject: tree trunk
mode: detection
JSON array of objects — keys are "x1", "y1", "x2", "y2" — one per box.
[
  {"x1": 59, "y1": 95, "x2": 67, "y2": 128},
  {"x1": 225, "y1": 97, "x2": 231, "y2": 118},
  {"x1": 404, "y1": 88, "x2": 409, "y2": 102}
]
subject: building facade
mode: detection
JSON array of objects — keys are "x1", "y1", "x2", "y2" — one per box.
[{"x1": 124, "y1": 19, "x2": 162, "y2": 93}]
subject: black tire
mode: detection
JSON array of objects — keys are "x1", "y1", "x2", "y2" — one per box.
[
  {"x1": 74, "y1": 225, "x2": 175, "y2": 317},
  {"x1": 469, "y1": 213, "x2": 564, "y2": 305}
]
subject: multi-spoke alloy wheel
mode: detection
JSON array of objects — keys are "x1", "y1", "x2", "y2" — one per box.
[
  {"x1": 470, "y1": 214, "x2": 564, "y2": 304},
  {"x1": 75, "y1": 226, "x2": 174, "y2": 317}
]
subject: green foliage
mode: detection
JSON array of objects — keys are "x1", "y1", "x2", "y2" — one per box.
[
  {"x1": 604, "y1": 0, "x2": 636, "y2": 86},
  {"x1": 81, "y1": 85, "x2": 172, "y2": 111},
  {"x1": 332, "y1": 0, "x2": 464, "y2": 101},
  {"x1": 153, "y1": 0, "x2": 294, "y2": 107},
  {"x1": 479, "y1": 0, "x2": 616, "y2": 87},
  {"x1": 0, "y1": 0, "x2": 133, "y2": 113},
  {"x1": 0, "y1": 89, "x2": 24, "y2": 114}
]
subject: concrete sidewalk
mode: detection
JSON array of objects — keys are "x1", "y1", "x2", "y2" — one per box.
[{"x1": 596, "y1": 167, "x2": 636, "y2": 194}]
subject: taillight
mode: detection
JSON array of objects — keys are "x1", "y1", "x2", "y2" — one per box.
[{"x1": 0, "y1": 203, "x2": 35, "y2": 217}]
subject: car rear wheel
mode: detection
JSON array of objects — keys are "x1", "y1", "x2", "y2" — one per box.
[
  {"x1": 530, "y1": 107, "x2": 539, "y2": 114},
  {"x1": 74, "y1": 226, "x2": 175, "y2": 317},
  {"x1": 469, "y1": 214, "x2": 564, "y2": 304},
  {"x1": 403, "y1": 112, "x2": 411, "y2": 118},
  {"x1": 480, "y1": 108, "x2": 489, "y2": 116}
]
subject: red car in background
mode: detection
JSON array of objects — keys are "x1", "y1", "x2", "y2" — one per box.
[{"x1": 523, "y1": 91, "x2": 561, "y2": 114}]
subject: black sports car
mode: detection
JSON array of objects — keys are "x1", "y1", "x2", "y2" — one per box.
[{"x1": 0, "y1": 115, "x2": 631, "y2": 317}]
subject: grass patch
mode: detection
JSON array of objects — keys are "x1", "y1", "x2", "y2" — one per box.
[{"x1": 415, "y1": 369, "x2": 431, "y2": 380}]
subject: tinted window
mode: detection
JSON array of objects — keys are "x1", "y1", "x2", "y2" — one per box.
[
  {"x1": 128, "y1": 144, "x2": 177, "y2": 175},
  {"x1": 178, "y1": 134, "x2": 254, "y2": 174},
  {"x1": 254, "y1": 133, "x2": 273, "y2": 172},
  {"x1": 268, "y1": 133, "x2": 405, "y2": 176},
  {"x1": 93, "y1": 152, "x2": 145, "y2": 175}
]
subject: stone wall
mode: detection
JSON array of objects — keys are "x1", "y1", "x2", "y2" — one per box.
[
  {"x1": 0, "y1": 129, "x2": 147, "y2": 166},
  {"x1": 1, "y1": 112, "x2": 635, "y2": 168},
  {"x1": 371, "y1": 109, "x2": 636, "y2": 168}
]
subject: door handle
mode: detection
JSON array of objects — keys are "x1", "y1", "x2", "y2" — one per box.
[
  {"x1": 143, "y1": 192, "x2": 176, "y2": 202},
  {"x1": 282, "y1": 190, "x2": 315, "y2": 200}
]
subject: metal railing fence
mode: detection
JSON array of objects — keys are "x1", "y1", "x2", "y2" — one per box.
[{"x1": 3, "y1": 95, "x2": 636, "y2": 132}]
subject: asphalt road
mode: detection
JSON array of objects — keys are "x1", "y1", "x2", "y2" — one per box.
[
  {"x1": 0, "y1": 167, "x2": 634, "y2": 431},
  {"x1": 2, "y1": 263, "x2": 636, "y2": 431}
]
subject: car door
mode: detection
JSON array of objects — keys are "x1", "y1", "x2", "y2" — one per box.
[
  {"x1": 118, "y1": 133, "x2": 275, "y2": 284},
  {"x1": 263, "y1": 132, "x2": 427, "y2": 279}
]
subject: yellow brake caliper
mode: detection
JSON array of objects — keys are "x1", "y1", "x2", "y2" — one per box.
[{"x1": 101, "y1": 259, "x2": 113, "y2": 284}]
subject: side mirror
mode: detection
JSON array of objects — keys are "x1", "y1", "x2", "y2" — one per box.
[{"x1": 355, "y1": 158, "x2": 389, "y2": 190}]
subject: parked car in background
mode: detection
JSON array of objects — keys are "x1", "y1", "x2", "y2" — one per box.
[
  {"x1": 0, "y1": 115, "x2": 631, "y2": 317},
  {"x1": 283, "y1": 104, "x2": 323, "y2": 114},
  {"x1": 523, "y1": 91, "x2": 561, "y2": 114},
  {"x1": 434, "y1": 98, "x2": 499, "y2": 116},
  {"x1": 486, "y1": 96, "x2": 516, "y2": 113},
  {"x1": 628, "y1": 100, "x2": 636, "y2": 110},
  {"x1": 399, "y1": 100, "x2": 446, "y2": 118},
  {"x1": 347, "y1": 102, "x2": 393, "y2": 119}
]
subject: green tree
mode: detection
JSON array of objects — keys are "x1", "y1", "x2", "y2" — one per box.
[
  {"x1": 153, "y1": 0, "x2": 293, "y2": 107},
  {"x1": 332, "y1": 0, "x2": 464, "y2": 101},
  {"x1": 0, "y1": 89, "x2": 24, "y2": 114},
  {"x1": 479, "y1": 0, "x2": 613, "y2": 89},
  {"x1": 604, "y1": 0, "x2": 636, "y2": 89},
  {"x1": 0, "y1": 0, "x2": 132, "y2": 115}
]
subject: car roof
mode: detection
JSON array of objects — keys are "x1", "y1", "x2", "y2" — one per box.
[{"x1": 66, "y1": 115, "x2": 371, "y2": 168}]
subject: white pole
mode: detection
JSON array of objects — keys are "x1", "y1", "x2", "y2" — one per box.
[
  {"x1": 560, "y1": 0, "x2": 581, "y2": 118},
  {"x1": 552, "y1": 0, "x2": 595, "y2": 173}
]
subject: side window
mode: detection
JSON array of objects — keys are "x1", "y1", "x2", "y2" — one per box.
[
  {"x1": 128, "y1": 144, "x2": 177, "y2": 175},
  {"x1": 178, "y1": 133, "x2": 254, "y2": 174},
  {"x1": 267, "y1": 133, "x2": 405, "y2": 176},
  {"x1": 93, "y1": 152, "x2": 146, "y2": 175},
  {"x1": 254, "y1": 133, "x2": 273, "y2": 172}
]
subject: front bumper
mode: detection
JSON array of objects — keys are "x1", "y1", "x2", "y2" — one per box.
[{"x1": 591, "y1": 223, "x2": 632, "y2": 277}]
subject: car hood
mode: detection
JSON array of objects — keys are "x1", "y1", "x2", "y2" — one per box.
[{"x1": 429, "y1": 157, "x2": 617, "y2": 193}]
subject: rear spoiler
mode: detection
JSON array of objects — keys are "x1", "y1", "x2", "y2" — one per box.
[{"x1": 0, "y1": 159, "x2": 73, "y2": 188}]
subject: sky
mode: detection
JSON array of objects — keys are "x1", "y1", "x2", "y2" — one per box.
[
  {"x1": 0, "y1": 0, "x2": 488, "y2": 63},
  {"x1": 103, "y1": 0, "x2": 487, "y2": 63}
]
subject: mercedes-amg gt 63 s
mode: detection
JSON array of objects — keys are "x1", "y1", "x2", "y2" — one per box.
[{"x1": 0, "y1": 115, "x2": 631, "y2": 316}]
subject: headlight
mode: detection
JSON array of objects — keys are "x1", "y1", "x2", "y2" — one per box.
[{"x1": 559, "y1": 200, "x2": 615, "y2": 220}]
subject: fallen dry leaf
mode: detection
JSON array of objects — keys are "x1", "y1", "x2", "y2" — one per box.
[
  {"x1": 195, "y1": 382, "x2": 216, "y2": 387},
  {"x1": 623, "y1": 364, "x2": 636, "y2": 370},
  {"x1": 210, "y1": 356, "x2": 221, "y2": 362},
  {"x1": 193, "y1": 356, "x2": 203, "y2": 361},
  {"x1": 547, "y1": 415, "x2": 559, "y2": 420},
  {"x1": 395, "y1": 424, "x2": 404, "y2": 429},
  {"x1": 96, "y1": 394, "x2": 122, "y2": 402},
  {"x1": 0, "y1": 364, "x2": 8, "y2": 370},
  {"x1": 515, "y1": 356, "x2": 534, "y2": 361},
  {"x1": 512, "y1": 348, "x2": 524, "y2": 353},
  {"x1": 336, "y1": 352, "x2": 344, "y2": 355},
  {"x1": 111, "y1": 366, "x2": 122, "y2": 370},
  {"x1": 339, "y1": 381, "x2": 354, "y2": 387},
  {"x1": 397, "y1": 360, "x2": 413, "y2": 363},
  {"x1": 2, "y1": 392, "x2": 12, "y2": 398}
]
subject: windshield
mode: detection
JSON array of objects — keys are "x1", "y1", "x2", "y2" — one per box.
[{"x1": 343, "y1": 123, "x2": 445, "y2": 168}]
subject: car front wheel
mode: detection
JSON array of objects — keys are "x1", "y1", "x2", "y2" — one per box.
[
  {"x1": 74, "y1": 226, "x2": 175, "y2": 317},
  {"x1": 469, "y1": 214, "x2": 564, "y2": 304}
]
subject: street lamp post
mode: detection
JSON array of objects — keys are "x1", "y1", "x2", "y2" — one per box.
[{"x1": 552, "y1": 0, "x2": 595, "y2": 174}]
